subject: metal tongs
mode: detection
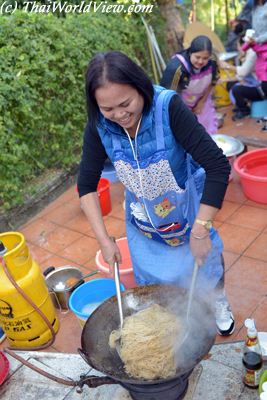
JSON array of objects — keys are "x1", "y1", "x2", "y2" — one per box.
[
  {"x1": 111, "y1": 237, "x2": 124, "y2": 330},
  {"x1": 114, "y1": 259, "x2": 124, "y2": 330},
  {"x1": 186, "y1": 260, "x2": 199, "y2": 323},
  {"x1": 178, "y1": 260, "x2": 199, "y2": 349}
]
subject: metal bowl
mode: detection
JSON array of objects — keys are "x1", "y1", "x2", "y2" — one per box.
[{"x1": 212, "y1": 134, "x2": 245, "y2": 158}]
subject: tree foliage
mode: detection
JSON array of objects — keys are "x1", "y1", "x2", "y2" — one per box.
[
  {"x1": 181, "y1": 0, "x2": 243, "y2": 42},
  {"x1": 0, "y1": 10, "x2": 151, "y2": 210}
]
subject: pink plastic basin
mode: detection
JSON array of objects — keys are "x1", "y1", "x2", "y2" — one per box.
[
  {"x1": 234, "y1": 148, "x2": 267, "y2": 204},
  {"x1": 95, "y1": 237, "x2": 137, "y2": 289}
]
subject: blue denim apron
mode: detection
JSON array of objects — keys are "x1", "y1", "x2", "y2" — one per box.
[{"x1": 112, "y1": 91, "x2": 223, "y2": 290}]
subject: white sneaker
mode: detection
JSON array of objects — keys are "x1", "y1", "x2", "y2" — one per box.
[{"x1": 215, "y1": 293, "x2": 235, "y2": 336}]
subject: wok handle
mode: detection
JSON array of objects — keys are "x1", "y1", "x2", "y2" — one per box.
[
  {"x1": 79, "y1": 374, "x2": 117, "y2": 388},
  {"x1": 77, "y1": 347, "x2": 90, "y2": 364},
  {"x1": 77, "y1": 349, "x2": 117, "y2": 389}
]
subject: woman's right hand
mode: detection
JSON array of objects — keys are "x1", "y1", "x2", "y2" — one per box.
[
  {"x1": 101, "y1": 237, "x2": 122, "y2": 274},
  {"x1": 218, "y1": 60, "x2": 230, "y2": 70}
]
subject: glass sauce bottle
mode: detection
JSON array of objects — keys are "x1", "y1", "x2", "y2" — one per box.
[{"x1": 242, "y1": 319, "x2": 263, "y2": 389}]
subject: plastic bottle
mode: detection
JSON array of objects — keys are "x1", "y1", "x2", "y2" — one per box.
[{"x1": 242, "y1": 319, "x2": 263, "y2": 388}]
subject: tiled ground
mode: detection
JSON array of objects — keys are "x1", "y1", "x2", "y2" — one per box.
[{"x1": 1, "y1": 106, "x2": 267, "y2": 354}]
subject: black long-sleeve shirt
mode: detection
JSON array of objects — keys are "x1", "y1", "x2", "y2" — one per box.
[{"x1": 78, "y1": 94, "x2": 231, "y2": 209}]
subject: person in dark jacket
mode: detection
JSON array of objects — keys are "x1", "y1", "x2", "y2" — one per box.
[{"x1": 225, "y1": 0, "x2": 252, "y2": 51}]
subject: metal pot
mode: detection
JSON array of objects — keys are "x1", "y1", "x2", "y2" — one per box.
[
  {"x1": 78, "y1": 284, "x2": 216, "y2": 399},
  {"x1": 43, "y1": 266, "x2": 87, "y2": 310},
  {"x1": 212, "y1": 134, "x2": 246, "y2": 180}
]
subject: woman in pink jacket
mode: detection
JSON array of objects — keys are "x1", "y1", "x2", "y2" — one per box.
[{"x1": 231, "y1": 0, "x2": 267, "y2": 121}]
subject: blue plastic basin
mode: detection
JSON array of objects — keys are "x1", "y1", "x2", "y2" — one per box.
[{"x1": 69, "y1": 278, "x2": 125, "y2": 326}]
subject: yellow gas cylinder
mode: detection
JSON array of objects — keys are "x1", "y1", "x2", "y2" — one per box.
[
  {"x1": 0, "y1": 232, "x2": 59, "y2": 348},
  {"x1": 214, "y1": 52, "x2": 236, "y2": 107},
  {"x1": 214, "y1": 66, "x2": 236, "y2": 107}
]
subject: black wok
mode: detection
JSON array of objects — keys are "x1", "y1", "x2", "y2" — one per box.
[{"x1": 79, "y1": 284, "x2": 216, "y2": 388}]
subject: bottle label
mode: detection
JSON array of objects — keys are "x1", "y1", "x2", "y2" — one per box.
[
  {"x1": 243, "y1": 366, "x2": 262, "y2": 387},
  {"x1": 246, "y1": 337, "x2": 258, "y2": 347}
]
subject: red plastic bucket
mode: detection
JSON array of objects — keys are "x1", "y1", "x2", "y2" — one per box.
[
  {"x1": 234, "y1": 148, "x2": 267, "y2": 204},
  {"x1": 97, "y1": 178, "x2": 111, "y2": 216},
  {"x1": 95, "y1": 237, "x2": 137, "y2": 289}
]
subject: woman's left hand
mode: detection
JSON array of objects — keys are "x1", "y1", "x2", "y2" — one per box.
[
  {"x1": 190, "y1": 233, "x2": 212, "y2": 267},
  {"x1": 190, "y1": 205, "x2": 218, "y2": 265}
]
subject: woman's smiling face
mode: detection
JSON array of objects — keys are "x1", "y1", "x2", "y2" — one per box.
[
  {"x1": 95, "y1": 82, "x2": 144, "y2": 133},
  {"x1": 190, "y1": 50, "x2": 210, "y2": 69}
]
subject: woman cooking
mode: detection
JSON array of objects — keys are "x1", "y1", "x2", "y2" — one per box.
[
  {"x1": 77, "y1": 51, "x2": 235, "y2": 337},
  {"x1": 160, "y1": 35, "x2": 219, "y2": 135}
]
